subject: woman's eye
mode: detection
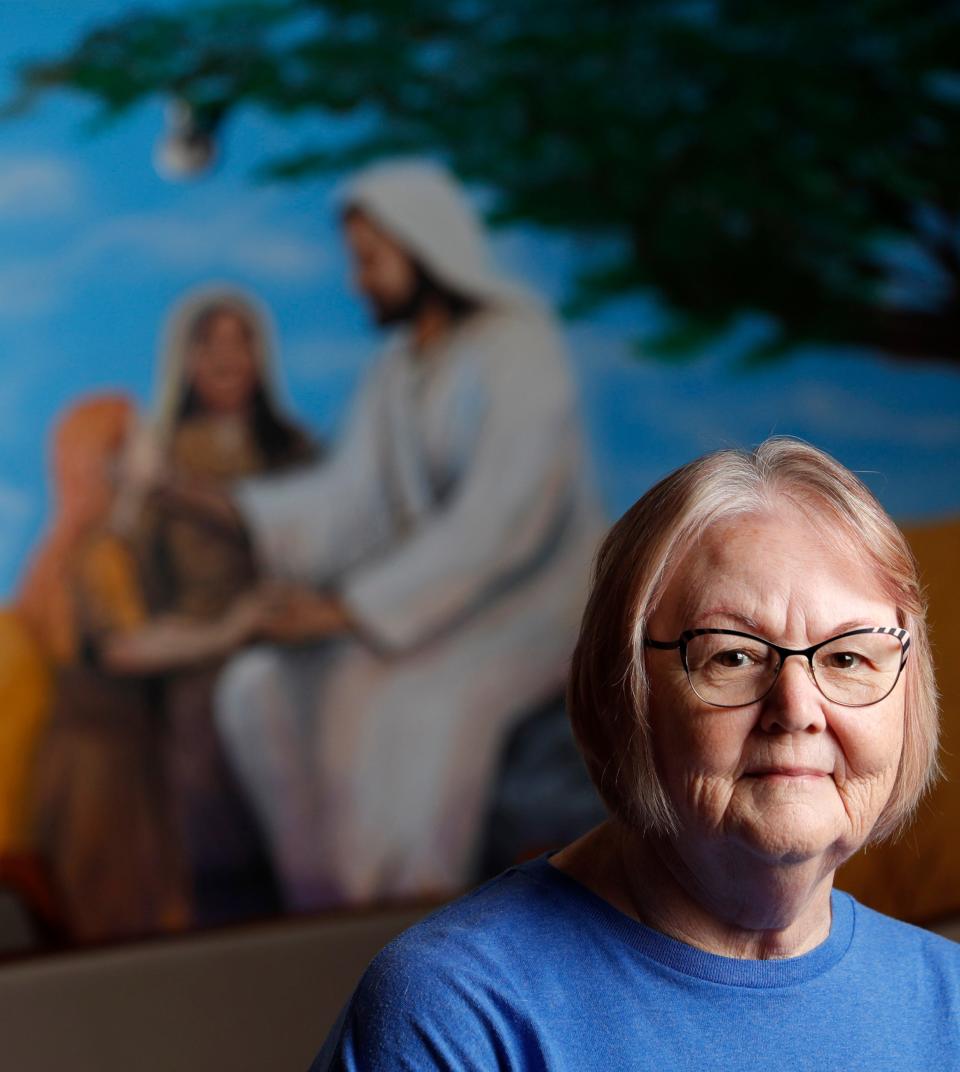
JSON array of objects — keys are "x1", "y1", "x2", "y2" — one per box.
[
  {"x1": 714, "y1": 649, "x2": 753, "y2": 668},
  {"x1": 825, "y1": 651, "x2": 861, "y2": 670}
]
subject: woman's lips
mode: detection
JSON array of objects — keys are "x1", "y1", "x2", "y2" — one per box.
[{"x1": 744, "y1": 767, "x2": 830, "y2": 778}]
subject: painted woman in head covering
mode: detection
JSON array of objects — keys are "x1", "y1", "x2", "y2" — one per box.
[
  {"x1": 123, "y1": 284, "x2": 319, "y2": 926},
  {"x1": 143, "y1": 285, "x2": 314, "y2": 614},
  {"x1": 127, "y1": 287, "x2": 319, "y2": 930}
]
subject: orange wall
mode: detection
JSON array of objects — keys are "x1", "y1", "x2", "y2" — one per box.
[{"x1": 838, "y1": 518, "x2": 960, "y2": 923}]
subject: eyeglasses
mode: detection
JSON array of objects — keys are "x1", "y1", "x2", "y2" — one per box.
[{"x1": 644, "y1": 627, "x2": 910, "y2": 709}]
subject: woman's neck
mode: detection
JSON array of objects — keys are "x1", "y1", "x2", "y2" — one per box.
[
  {"x1": 192, "y1": 408, "x2": 249, "y2": 427},
  {"x1": 551, "y1": 820, "x2": 835, "y2": 960}
]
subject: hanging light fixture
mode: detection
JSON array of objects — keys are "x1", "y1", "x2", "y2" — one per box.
[{"x1": 153, "y1": 98, "x2": 221, "y2": 180}]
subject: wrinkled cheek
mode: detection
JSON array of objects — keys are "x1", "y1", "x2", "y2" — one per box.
[
  {"x1": 834, "y1": 768, "x2": 898, "y2": 839},
  {"x1": 834, "y1": 719, "x2": 904, "y2": 811},
  {"x1": 681, "y1": 774, "x2": 736, "y2": 834},
  {"x1": 654, "y1": 722, "x2": 736, "y2": 818}
]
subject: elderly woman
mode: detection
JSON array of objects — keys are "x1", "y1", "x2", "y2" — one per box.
[{"x1": 313, "y1": 438, "x2": 959, "y2": 1070}]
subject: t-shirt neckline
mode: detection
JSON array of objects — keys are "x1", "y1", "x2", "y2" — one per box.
[{"x1": 521, "y1": 853, "x2": 856, "y2": 989}]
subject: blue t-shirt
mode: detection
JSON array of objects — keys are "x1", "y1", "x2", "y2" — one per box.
[{"x1": 313, "y1": 855, "x2": 960, "y2": 1070}]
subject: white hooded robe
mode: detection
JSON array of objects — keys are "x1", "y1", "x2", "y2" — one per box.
[{"x1": 215, "y1": 162, "x2": 605, "y2": 908}]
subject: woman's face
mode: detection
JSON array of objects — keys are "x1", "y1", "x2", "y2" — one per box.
[
  {"x1": 644, "y1": 506, "x2": 906, "y2": 873},
  {"x1": 188, "y1": 310, "x2": 259, "y2": 414}
]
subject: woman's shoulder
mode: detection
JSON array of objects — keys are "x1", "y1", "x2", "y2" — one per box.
[
  {"x1": 461, "y1": 303, "x2": 565, "y2": 363},
  {"x1": 378, "y1": 858, "x2": 574, "y2": 963},
  {"x1": 74, "y1": 531, "x2": 148, "y2": 636},
  {"x1": 316, "y1": 860, "x2": 580, "y2": 1070},
  {"x1": 349, "y1": 855, "x2": 602, "y2": 1013},
  {"x1": 841, "y1": 890, "x2": 960, "y2": 972}
]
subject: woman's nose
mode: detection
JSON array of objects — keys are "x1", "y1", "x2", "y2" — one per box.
[{"x1": 758, "y1": 656, "x2": 827, "y2": 734}]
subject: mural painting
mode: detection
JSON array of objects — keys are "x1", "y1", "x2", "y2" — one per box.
[{"x1": 0, "y1": 1, "x2": 957, "y2": 951}]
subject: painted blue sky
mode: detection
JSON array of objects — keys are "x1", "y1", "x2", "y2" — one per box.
[{"x1": 1, "y1": 1, "x2": 959, "y2": 597}]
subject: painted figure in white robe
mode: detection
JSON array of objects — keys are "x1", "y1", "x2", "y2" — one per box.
[{"x1": 204, "y1": 161, "x2": 605, "y2": 909}]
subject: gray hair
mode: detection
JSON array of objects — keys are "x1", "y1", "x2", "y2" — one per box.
[{"x1": 568, "y1": 437, "x2": 939, "y2": 843}]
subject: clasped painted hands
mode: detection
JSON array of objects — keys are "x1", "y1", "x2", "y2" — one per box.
[
  {"x1": 223, "y1": 583, "x2": 351, "y2": 648},
  {"x1": 114, "y1": 421, "x2": 348, "y2": 647}
]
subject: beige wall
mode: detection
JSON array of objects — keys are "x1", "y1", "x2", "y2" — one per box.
[{"x1": 0, "y1": 903, "x2": 428, "y2": 1072}]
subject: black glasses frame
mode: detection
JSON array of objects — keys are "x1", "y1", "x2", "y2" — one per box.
[{"x1": 644, "y1": 626, "x2": 911, "y2": 709}]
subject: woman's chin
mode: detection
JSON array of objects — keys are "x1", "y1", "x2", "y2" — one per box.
[{"x1": 726, "y1": 801, "x2": 848, "y2": 867}]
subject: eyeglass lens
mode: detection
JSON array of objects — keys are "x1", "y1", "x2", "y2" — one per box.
[{"x1": 684, "y1": 631, "x2": 905, "y2": 707}]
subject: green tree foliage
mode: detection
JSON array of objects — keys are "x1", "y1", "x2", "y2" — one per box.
[{"x1": 9, "y1": 0, "x2": 960, "y2": 363}]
